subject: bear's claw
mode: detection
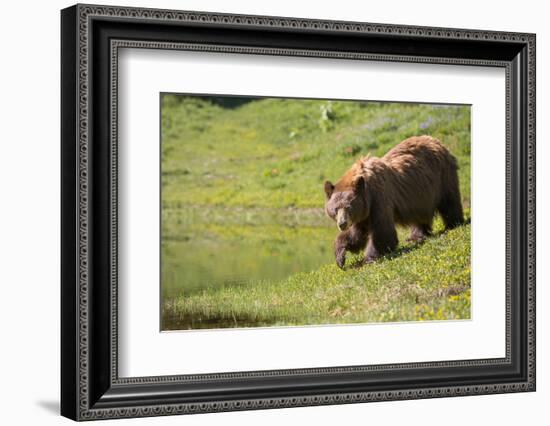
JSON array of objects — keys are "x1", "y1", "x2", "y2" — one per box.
[{"x1": 335, "y1": 249, "x2": 346, "y2": 269}]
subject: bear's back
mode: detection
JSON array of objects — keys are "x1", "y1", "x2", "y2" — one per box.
[{"x1": 383, "y1": 135, "x2": 455, "y2": 168}]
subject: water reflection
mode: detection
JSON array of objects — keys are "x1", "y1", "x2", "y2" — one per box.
[{"x1": 161, "y1": 212, "x2": 336, "y2": 330}]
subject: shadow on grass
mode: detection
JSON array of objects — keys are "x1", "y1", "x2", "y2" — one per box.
[
  {"x1": 345, "y1": 220, "x2": 470, "y2": 270},
  {"x1": 345, "y1": 241, "x2": 425, "y2": 270}
]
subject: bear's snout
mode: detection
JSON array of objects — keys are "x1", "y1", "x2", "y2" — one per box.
[{"x1": 336, "y1": 209, "x2": 349, "y2": 231}]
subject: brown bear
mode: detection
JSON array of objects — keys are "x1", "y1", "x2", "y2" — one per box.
[{"x1": 324, "y1": 135, "x2": 464, "y2": 268}]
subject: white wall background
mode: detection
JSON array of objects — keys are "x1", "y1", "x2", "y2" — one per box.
[{"x1": 0, "y1": 0, "x2": 546, "y2": 424}]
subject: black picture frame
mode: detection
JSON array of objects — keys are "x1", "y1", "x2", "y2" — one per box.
[{"x1": 61, "y1": 3, "x2": 536, "y2": 421}]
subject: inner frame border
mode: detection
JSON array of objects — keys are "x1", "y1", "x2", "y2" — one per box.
[{"x1": 111, "y1": 40, "x2": 511, "y2": 384}]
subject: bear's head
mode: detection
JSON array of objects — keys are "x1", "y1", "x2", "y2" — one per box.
[{"x1": 324, "y1": 176, "x2": 369, "y2": 231}]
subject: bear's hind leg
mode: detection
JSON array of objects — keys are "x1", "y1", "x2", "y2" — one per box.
[
  {"x1": 407, "y1": 224, "x2": 432, "y2": 243},
  {"x1": 438, "y1": 192, "x2": 464, "y2": 230},
  {"x1": 438, "y1": 168, "x2": 465, "y2": 230}
]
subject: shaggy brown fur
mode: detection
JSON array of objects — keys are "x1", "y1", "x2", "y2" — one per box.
[{"x1": 324, "y1": 135, "x2": 464, "y2": 268}]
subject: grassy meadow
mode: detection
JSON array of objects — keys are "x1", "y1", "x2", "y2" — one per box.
[{"x1": 161, "y1": 95, "x2": 471, "y2": 330}]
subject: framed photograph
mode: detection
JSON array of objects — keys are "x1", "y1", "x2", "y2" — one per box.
[{"x1": 61, "y1": 4, "x2": 536, "y2": 421}]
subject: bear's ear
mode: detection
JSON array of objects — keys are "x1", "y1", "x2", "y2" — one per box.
[
  {"x1": 354, "y1": 176, "x2": 365, "y2": 192},
  {"x1": 324, "y1": 181, "x2": 335, "y2": 199}
]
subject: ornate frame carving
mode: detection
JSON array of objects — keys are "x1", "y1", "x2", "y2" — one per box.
[{"x1": 61, "y1": 4, "x2": 536, "y2": 421}]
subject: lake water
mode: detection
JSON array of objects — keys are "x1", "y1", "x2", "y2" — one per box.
[{"x1": 161, "y1": 209, "x2": 336, "y2": 330}]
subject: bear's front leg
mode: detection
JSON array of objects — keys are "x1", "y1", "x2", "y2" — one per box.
[
  {"x1": 364, "y1": 238, "x2": 378, "y2": 263},
  {"x1": 364, "y1": 200, "x2": 398, "y2": 263},
  {"x1": 364, "y1": 224, "x2": 398, "y2": 263},
  {"x1": 334, "y1": 223, "x2": 368, "y2": 269},
  {"x1": 334, "y1": 235, "x2": 347, "y2": 269}
]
